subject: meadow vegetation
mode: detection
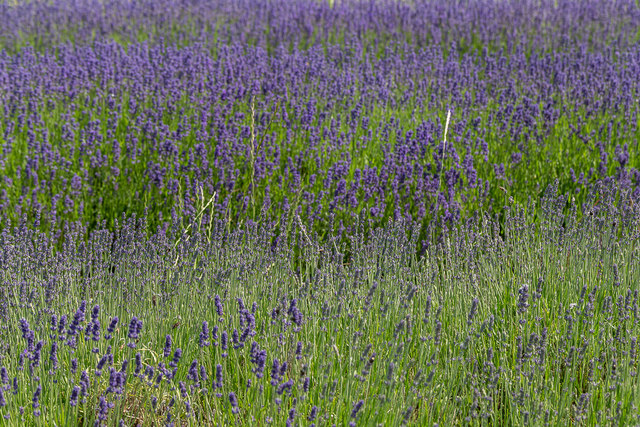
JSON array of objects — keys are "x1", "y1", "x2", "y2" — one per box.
[{"x1": 0, "y1": 0, "x2": 639, "y2": 425}]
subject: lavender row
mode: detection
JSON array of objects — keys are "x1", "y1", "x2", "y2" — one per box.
[
  {"x1": 1, "y1": 35, "x2": 639, "y2": 237},
  {"x1": 0, "y1": 182, "x2": 639, "y2": 424},
  {"x1": 1, "y1": 0, "x2": 639, "y2": 54}
]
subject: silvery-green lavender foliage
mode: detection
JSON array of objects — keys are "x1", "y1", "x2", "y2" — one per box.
[
  {"x1": 0, "y1": 0, "x2": 639, "y2": 238},
  {"x1": 0, "y1": 182, "x2": 639, "y2": 425}
]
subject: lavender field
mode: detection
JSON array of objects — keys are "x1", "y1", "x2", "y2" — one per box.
[{"x1": 1, "y1": 0, "x2": 640, "y2": 425}]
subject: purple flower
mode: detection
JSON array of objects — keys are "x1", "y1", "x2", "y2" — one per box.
[
  {"x1": 179, "y1": 381, "x2": 188, "y2": 398},
  {"x1": 250, "y1": 343, "x2": 267, "y2": 378},
  {"x1": 467, "y1": 298, "x2": 478, "y2": 326},
  {"x1": 351, "y1": 400, "x2": 364, "y2": 418},
  {"x1": 80, "y1": 371, "x2": 90, "y2": 397},
  {"x1": 295, "y1": 341, "x2": 303, "y2": 359},
  {"x1": 91, "y1": 321, "x2": 101, "y2": 342},
  {"x1": 97, "y1": 350, "x2": 110, "y2": 372},
  {"x1": 187, "y1": 359, "x2": 199, "y2": 383},
  {"x1": 309, "y1": 406, "x2": 318, "y2": 421},
  {"x1": 128, "y1": 317, "x2": 140, "y2": 339},
  {"x1": 136, "y1": 318, "x2": 143, "y2": 335},
  {"x1": 215, "y1": 364, "x2": 223, "y2": 389},
  {"x1": 511, "y1": 152, "x2": 522, "y2": 165},
  {"x1": 91, "y1": 305, "x2": 100, "y2": 322},
  {"x1": 199, "y1": 321, "x2": 210, "y2": 347},
  {"x1": 58, "y1": 315, "x2": 68, "y2": 336},
  {"x1": 221, "y1": 331, "x2": 228, "y2": 355},
  {"x1": 50, "y1": 341, "x2": 59, "y2": 370},
  {"x1": 68, "y1": 302, "x2": 87, "y2": 337},
  {"x1": 229, "y1": 392, "x2": 239, "y2": 414},
  {"x1": 277, "y1": 379, "x2": 294, "y2": 395},
  {"x1": 0, "y1": 367, "x2": 9, "y2": 386},
  {"x1": 215, "y1": 295, "x2": 224, "y2": 317},
  {"x1": 31, "y1": 341, "x2": 43, "y2": 367},
  {"x1": 134, "y1": 353, "x2": 142, "y2": 376},
  {"x1": 271, "y1": 359, "x2": 281, "y2": 386},
  {"x1": 69, "y1": 386, "x2": 79, "y2": 407},
  {"x1": 288, "y1": 299, "x2": 298, "y2": 316},
  {"x1": 19, "y1": 318, "x2": 31, "y2": 340},
  {"x1": 97, "y1": 396, "x2": 110, "y2": 422},
  {"x1": 170, "y1": 348, "x2": 182, "y2": 367},
  {"x1": 518, "y1": 284, "x2": 530, "y2": 314},
  {"x1": 32, "y1": 384, "x2": 41, "y2": 409},
  {"x1": 127, "y1": 316, "x2": 142, "y2": 340},
  {"x1": 287, "y1": 408, "x2": 296, "y2": 426},
  {"x1": 240, "y1": 327, "x2": 250, "y2": 343},
  {"x1": 163, "y1": 335, "x2": 172, "y2": 358},
  {"x1": 105, "y1": 317, "x2": 118, "y2": 340}
]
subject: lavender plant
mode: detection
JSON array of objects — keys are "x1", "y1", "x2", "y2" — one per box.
[
  {"x1": 0, "y1": 0, "x2": 638, "y2": 240},
  {"x1": 0, "y1": 182, "x2": 637, "y2": 425},
  {"x1": 0, "y1": 0, "x2": 639, "y2": 425}
]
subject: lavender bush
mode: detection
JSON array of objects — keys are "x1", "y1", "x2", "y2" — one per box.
[
  {"x1": 0, "y1": 0, "x2": 639, "y2": 238},
  {"x1": 0, "y1": 182, "x2": 639, "y2": 425}
]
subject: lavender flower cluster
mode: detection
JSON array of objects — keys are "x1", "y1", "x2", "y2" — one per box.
[
  {"x1": 2, "y1": 296, "x2": 309, "y2": 425},
  {"x1": 0, "y1": 0, "x2": 638, "y2": 238},
  {"x1": 0, "y1": 182, "x2": 637, "y2": 425}
]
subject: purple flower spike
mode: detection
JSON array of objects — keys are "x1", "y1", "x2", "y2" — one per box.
[
  {"x1": 32, "y1": 384, "x2": 41, "y2": 409},
  {"x1": 309, "y1": 406, "x2": 318, "y2": 421},
  {"x1": 19, "y1": 319, "x2": 31, "y2": 339},
  {"x1": 200, "y1": 364, "x2": 208, "y2": 383},
  {"x1": 127, "y1": 316, "x2": 143, "y2": 343},
  {"x1": 215, "y1": 364, "x2": 223, "y2": 389},
  {"x1": 221, "y1": 331, "x2": 228, "y2": 356},
  {"x1": 351, "y1": 400, "x2": 364, "y2": 418},
  {"x1": 199, "y1": 321, "x2": 210, "y2": 347},
  {"x1": 91, "y1": 305, "x2": 100, "y2": 322},
  {"x1": 134, "y1": 353, "x2": 142, "y2": 376},
  {"x1": 163, "y1": 335, "x2": 172, "y2": 358},
  {"x1": 171, "y1": 348, "x2": 182, "y2": 367},
  {"x1": 229, "y1": 392, "x2": 239, "y2": 414},
  {"x1": 0, "y1": 367, "x2": 9, "y2": 385},
  {"x1": 50, "y1": 341, "x2": 59, "y2": 370},
  {"x1": 215, "y1": 295, "x2": 224, "y2": 317},
  {"x1": 69, "y1": 386, "x2": 79, "y2": 407},
  {"x1": 187, "y1": 359, "x2": 199, "y2": 383},
  {"x1": 105, "y1": 317, "x2": 118, "y2": 340},
  {"x1": 295, "y1": 342, "x2": 303, "y2": 359}
]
